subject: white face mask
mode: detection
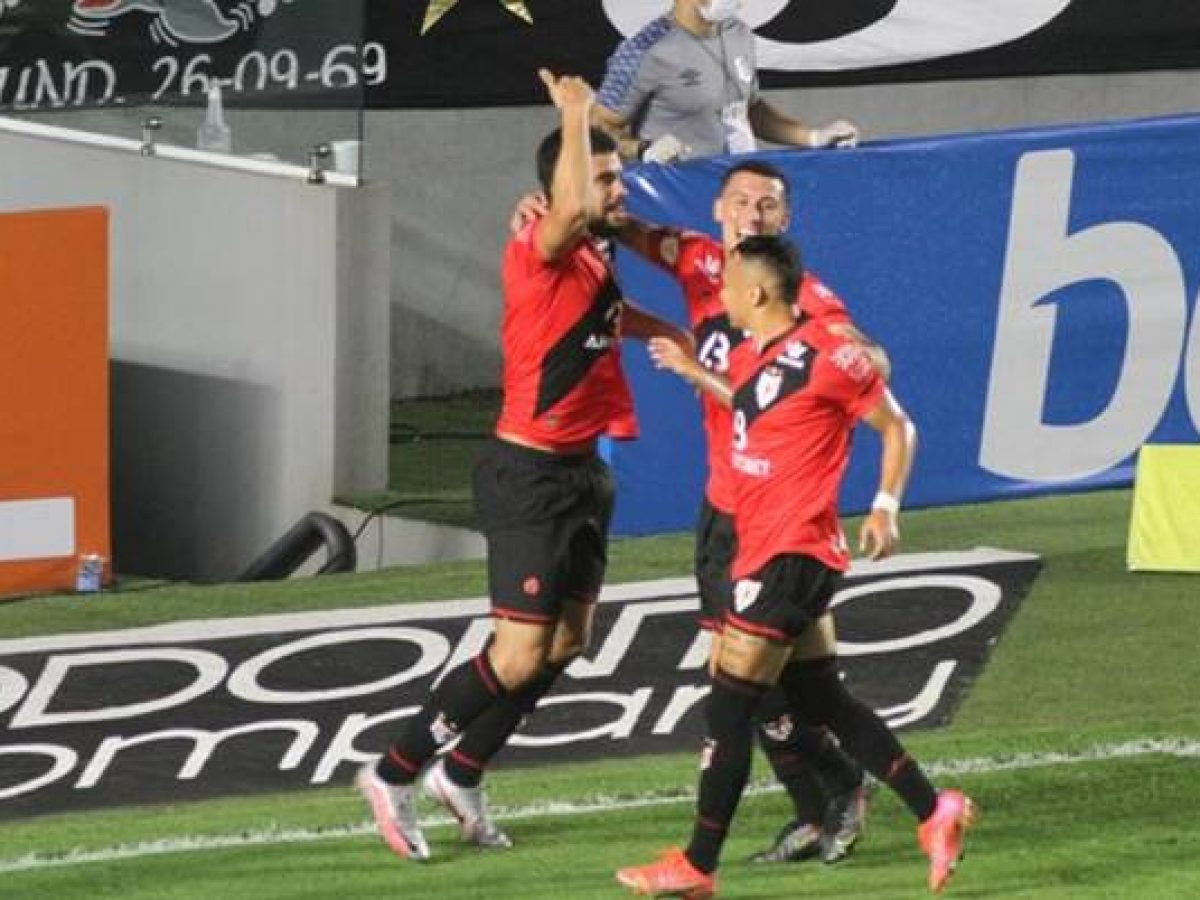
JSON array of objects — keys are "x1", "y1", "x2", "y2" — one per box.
[{"x1": 698, "y1": 0, "x2": 742, "y2": 23}]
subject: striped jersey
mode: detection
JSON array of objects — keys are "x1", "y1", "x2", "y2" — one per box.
[
  {"x1": 495, "y1": 219, "x2": 638, "y2": 449},
  {"x1": 640, "y1": 229, "x2": 850, "y2": 512}
]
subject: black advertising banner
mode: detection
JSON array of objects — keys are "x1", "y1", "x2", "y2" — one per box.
[
  {"x1": 0, "y1": 1, "x2": 1198, "y2": 111},
  {"x1": 0, "y1": 549, "x2": 1039, "y2": 819},
  {"x1": 0, "y1": 0, "x2": 375, "y2": 110}
]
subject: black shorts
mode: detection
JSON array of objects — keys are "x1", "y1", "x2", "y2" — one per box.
[
  {"x1": 472, "y1": 438, "x2": 615, "y2": 623},
  {"x1": 694, "y1": 497, "x2": 735, "y2": 631},
  {"x1": 726, "y1": 554, "x2": 842, "y2": 643}
]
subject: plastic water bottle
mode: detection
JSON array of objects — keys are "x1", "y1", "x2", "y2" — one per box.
[{"x1": 196, "y1": 82, "x2": 232, "y2": 153}]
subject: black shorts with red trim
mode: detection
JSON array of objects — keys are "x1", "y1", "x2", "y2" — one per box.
[
  {"x1": 694, "y1": 496, "x2": 735, "y2": 631},
  {"x1": 472, "y1": 438, "x2": 615, "y2": 623},
  {"x1": 724, "y1": 553, "x2": 841, "y2": 643}
]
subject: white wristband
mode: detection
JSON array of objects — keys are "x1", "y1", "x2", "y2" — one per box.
[{"x1": 871, "y1": 491, "x2": 900, "y2": 515}]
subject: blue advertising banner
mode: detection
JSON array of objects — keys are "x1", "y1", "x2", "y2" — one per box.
[{"x1": 608, "y1": 113, "x2": 1200, "y2": 535}]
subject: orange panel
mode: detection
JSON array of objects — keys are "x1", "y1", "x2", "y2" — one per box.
[{"x1": 0, "y1": 207, "x2": 109, "y2": 598}]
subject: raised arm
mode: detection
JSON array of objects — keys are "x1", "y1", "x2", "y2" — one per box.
[
  {"x1": 536, "y1": 70, "x2": 595, "y2": 263},
  {"x1": 858, "y1": 389, "x2": 917, "y2": 560}
]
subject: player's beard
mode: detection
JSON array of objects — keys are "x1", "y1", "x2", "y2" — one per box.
[{"x1": 590, "y1": 207, "x2": 628, "y2": 238}]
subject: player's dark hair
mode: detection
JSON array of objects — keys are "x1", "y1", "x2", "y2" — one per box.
[
  {"x1": 719, "y1": 160, "x2": 791, "y2": 205},
  {"x1": 733, "y1": 234, "x2": 804, "y2": 301},
  {"x1": 536, "y1": 127, "x2": 619, "y2": 196}
]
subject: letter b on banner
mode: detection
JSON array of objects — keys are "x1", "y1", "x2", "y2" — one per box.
[{"x1": 982, "y1": 149, "x2": 1189, "y2": 480}]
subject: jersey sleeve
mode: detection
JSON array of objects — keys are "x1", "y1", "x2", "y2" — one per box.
[
  {"x1": 598, "y1": 22, "x2": 670, "y2": 120},
  {"x1": 797, "y1": 275, "x2": 851, "y2": 325},
  {"x1": 816, "y1": 342, "x2": 886, "y2": 421},
  {"x1": 639, "y1": 226, "x2": 702, "y2": 276},
  {"x1": 504, "y1": 219, "x2": 562, "y2": 307}
]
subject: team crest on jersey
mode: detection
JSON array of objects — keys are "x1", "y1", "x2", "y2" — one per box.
[
  {"x1": 755, "y1": 366, "x2": 783, "y2": 409},
  {"x1": 733, "y1": 578, "x2": 762, "y2": 613}
]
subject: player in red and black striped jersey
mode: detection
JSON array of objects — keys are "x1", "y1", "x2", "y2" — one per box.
[
  {"x1": 629, "y1": 162, "x2": 882, "y2": 864},
  {"x1": 509, "y1": 161, "x2": 881, "y2": 863},
  {"x1": 360, "y1": 71, "x2": 689, "y2": 863},
  {"x1": 618, "y1": 236, "x2": 976, "y2": 898}
]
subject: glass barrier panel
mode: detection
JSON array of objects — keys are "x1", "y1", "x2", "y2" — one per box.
[{"x1": 0, "y1": 0, "x2": 368, "y2": 175}]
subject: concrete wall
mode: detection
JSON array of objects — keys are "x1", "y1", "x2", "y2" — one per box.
[
  {"x1": 0, "y1": 125, "x2": 390, "y2": 581},
  {"x1": 371, "y1": 70, "x2": 1200, "y2": 397}
]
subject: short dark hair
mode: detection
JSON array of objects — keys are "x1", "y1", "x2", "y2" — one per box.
[
  {"x1": 732, "y1": 234, "x2": 803, "y2": 301},
  {"x1": 719, "y1": 160, "x2": 791, "y2": 206},
  {"x1": 536, "y1": 127, "x2": 620, "y2": 195}
]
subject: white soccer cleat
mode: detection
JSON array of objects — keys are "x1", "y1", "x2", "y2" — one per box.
[
  {"x1": 356, "y1": 762, "x2": 430, "y2": 861},
  {"x1": 423, "y1": 759, "x2": 513, "y2": 849}
]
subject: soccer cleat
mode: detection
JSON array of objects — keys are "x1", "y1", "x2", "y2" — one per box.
[
  {"x1": 616, "y1": 848, "x2": 717, "y2": 899},
  {"x1": 422, "y1": 759, "x2": 512, "y2": 849},
  {"x1": 917, "y1": 789, "x2": 978, "y2": 893},
  {"x1": 820, "y1": 783, "x2": 869, "y2": 864},
  {"x1": 355, "y1": 762, "x2": 430, "y2": 861},
  {"x1": 749, "y1": 820, "x2": 822, "y2": 863}
]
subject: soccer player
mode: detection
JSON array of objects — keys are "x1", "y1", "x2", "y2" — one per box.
[
  {"x1": 357, "y1": 69, "x2": 687, "y2": 861},
  {"x1": 616, "y1": 235, "x2": 976, "y2": 898},
  {"x1": 510, "y1": 159, "x2": 882, "y2": 864},
  {"x1": 624, "y1": 161, "x2": 882, "y2": 864}
]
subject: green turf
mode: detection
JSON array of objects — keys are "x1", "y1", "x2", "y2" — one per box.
[
  {"x1": 3, "y1": 488, "x2": 1200, "y2": 897},
  {"x1": 340, "y1": 390, "x2": 500, "y2": 528}
]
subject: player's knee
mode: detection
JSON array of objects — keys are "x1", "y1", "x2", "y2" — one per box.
[
  {"x1": 545, "y1": 645, "x2": 582, "y2": 670},
  {"x1": 487, "y1": 645, "x2": 548, "y2": 690},
  {"x1": 707, "y1": 669, "x2": 769, "y2": 737}
]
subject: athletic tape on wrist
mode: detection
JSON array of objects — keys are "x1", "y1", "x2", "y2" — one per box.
[{"x1": 871, "y1": 491, "x2": 900, "y2": 514}]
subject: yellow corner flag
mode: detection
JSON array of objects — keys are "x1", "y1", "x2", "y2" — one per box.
[{"x1": 1128, "y1": 444, "x2": 1200, "y2": 572}]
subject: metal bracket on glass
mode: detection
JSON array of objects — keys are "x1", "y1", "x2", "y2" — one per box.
[
  {"x1": 307, "y1": 144, "x2": 331, "y2": 184},
  {"x1": 140, "y1": 117, "x2": 163, "y2": 157}
]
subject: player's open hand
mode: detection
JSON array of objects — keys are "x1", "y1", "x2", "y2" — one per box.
[
  {"x1": 859, "y1": 508, "x2": 898, "y2": 560},
  {"x1": 538, "y1": 69, "x2": 594, "y2": 111},
  {"x1": 648, "y1": 336, "x2": 698, "y2": 378}
]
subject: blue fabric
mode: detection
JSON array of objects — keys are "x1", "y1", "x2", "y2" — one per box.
[{"x1": 609, "y1": 114, "x2": 1200, "y2": 534}]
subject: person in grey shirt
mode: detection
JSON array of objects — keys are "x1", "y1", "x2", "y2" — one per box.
[{"x1": 595, "y1": 0, "x2": 858, "y2": 162}]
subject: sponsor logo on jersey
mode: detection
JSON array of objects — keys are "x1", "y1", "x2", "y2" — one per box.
[
  {"x1": 829, "y1": 343, "x2": 875, "y2": 381},
  {"x1": 697, "y1": 251, "x2": 723, "y2": 281},
  {"x1": 732, "y1": 451, "x2": 771, "y2": 477}
]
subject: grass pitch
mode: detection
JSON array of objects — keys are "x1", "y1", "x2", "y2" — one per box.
[{"x1": 3, "y1": 489, "x2": 1200, "y2": 897}]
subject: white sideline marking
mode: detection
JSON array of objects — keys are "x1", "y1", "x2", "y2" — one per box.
[
  {"x1": 2, "y1": 737, "x2": 1196, "y2": 875},
  {"x1": 0, "y1": 548, "x2": 1035, "y2": 655}
]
